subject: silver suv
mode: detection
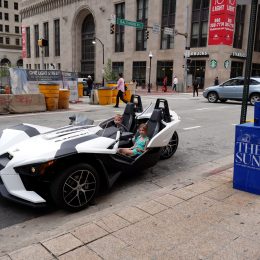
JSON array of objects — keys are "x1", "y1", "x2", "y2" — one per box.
[{"x1": 203, "y1": 77, "x2": 260, "y2": 105}]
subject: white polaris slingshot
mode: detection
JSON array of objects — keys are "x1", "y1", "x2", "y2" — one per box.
[{"x1": 0, "y1": 96, "x2": 180, "y2": 211}]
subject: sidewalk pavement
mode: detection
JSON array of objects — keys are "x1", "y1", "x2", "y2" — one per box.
[{"x1": 2, "y1": 165, "x2": 260, "y2": 260}]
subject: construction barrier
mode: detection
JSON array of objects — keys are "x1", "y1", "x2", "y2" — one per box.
[
  {"x1": 39, "y1": 84, "x2": 60, "y2": 111},
  {"x1": 98, "y1": 89, "x2": 112, "y2": 105},
  {"x1": 58, "y1": 89, "x2": 70, "y2": 109},
  {"x1": 8, "y1": 94, "x2": 46, "y2": 114},
  {"x1": 78, "y1": 83, "x2": 83, "y2": 97},
  {"x1": 0, "y1": 94, "x2": 11, "y2": 114}
]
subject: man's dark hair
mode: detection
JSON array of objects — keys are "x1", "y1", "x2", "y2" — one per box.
[{"x1": 119, "y1": 73, "x2": 123, "y2": 77}]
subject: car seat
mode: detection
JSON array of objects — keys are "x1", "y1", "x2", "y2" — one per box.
[
  {"x1": 122, "y1": 103, "x2": 135, "y2": 132},
  {"x1": 146, "y1": 109, "x2": 162, "y2": 140}
]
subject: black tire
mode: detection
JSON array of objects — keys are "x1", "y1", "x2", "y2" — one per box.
[
  {"x1": 160, "y1": 131, "x2": 179, "y2": 160},
  {"x1": 250, "y1": 93, "x2": 260, "y2": 106},
  {"x1": 207, "y1": 92, "x2": 218, "y2": 103},
  {"x1": 50, "y1": 163, "x2": 100, "y2": 211},
  {"x1": 219, "y1": 98, "x2": 227, "y2": 103}
]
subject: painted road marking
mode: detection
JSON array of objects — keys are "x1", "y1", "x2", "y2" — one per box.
[{"x1": 183, "y1": 126, "x2": 201, "y2": 130}]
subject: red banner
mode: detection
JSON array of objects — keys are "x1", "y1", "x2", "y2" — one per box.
[
  {"x1": 22, "y1": 26, "x2": 27, "y2": 58},
  {"x1": 208, "y1": 0, "x2": 236, "y2": 46}
]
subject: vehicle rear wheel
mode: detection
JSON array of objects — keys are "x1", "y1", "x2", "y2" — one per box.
[
  {"x1": 50, "y1": 163, "x2": 99, "y2": 211},
  {"x1": 160, "y1": 131, "x2": 179, "y2": 160},
  {"x1": 207, "y1": 92, "x2": 218, "y2": 103},
  {"x1": 219, "y1": 98, "x2": 227, "y2": 103},
  {"x1": 250, "y1": 93, "x2": 260, "y2": 106}
]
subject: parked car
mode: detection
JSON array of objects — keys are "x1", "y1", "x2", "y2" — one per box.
[
  {"x1": 203, "y1": 77, "x2": 260, "y2": 105},
  {"x1": 0, "y1": 96, "x2": 180, "y2": 211}
]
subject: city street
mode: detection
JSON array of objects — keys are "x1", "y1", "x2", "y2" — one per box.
[{"x1": 0, "y1": 93, "x2": 254, "y2": 231}]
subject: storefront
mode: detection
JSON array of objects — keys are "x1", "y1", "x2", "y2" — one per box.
[{"x1": 230, "y1": 52, "x2": 246, "y2": 78}]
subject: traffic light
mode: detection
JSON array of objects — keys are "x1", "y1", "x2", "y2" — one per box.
[
  {"x1": 145, "y1": 30, "x2": 150, "y2": 39},
  {"x1": 110, "y1": 23, "x2": 115, "y2": 34},
  {"x1": 38, "y1": 38, "x2": 48, "y2": 47}
]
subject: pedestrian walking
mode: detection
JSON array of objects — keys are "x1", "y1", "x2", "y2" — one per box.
[
  {"x1": 162, "y1": 75, "x2": 168, "y2": 92},
  {"x1": 172, "y1": 76, "x2": 178, "y2": 92},
  {"x1": 87, "y1": 75, "x2": 93, "y2": 97},
  {"x1": 114, "y1": 73, "x2": 128, "y2": 108},
  {"x1": 192, "y1": 79, "x2": 199, "y2": 97},
  {"x1": 214, "y1": 76, "x2": 219, "y2": 86}
]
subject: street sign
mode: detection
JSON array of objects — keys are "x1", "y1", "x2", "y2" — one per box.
[
  {"x1": 110, "y1": 14, "x2": 116, "y2": 24},
  {"x1": 210, "y1": 59, "x2": 218, "y2": 69},
  {"x1": 164, "y1": 27, "x2": 173, "y2": 35},
  {"x1": 152, "y1": 23, "x2": 161, "y2": 34},
  {"x1": 116, "y1": 18, "x2": 144, "y2": 29}
]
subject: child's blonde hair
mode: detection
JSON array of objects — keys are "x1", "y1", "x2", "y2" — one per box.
[{"x1": 138, "y1": 123, "x2": 148, "y2": 133}]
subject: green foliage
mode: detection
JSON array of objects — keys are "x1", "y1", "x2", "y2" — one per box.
[{"x1": 104, "y1": 59, "x2": 117, "y2": 83}]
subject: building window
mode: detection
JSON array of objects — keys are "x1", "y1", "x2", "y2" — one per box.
[
  {"x1": 57, "y1": 63, "x2": 61, "y2": 70},
  {"x1": 233, "y1": 5, "x2": 246, "y2": 49},
  {"x1": 0, "y1": 12, "x2": 2, "y2": 20},
  {"x1": 0, "y1": 1, "x2": 1, "y2": 7},
  {"x1": 54, "y1": 19, "x2": 60, "y2": 56},
  {"x1": 136, "y1": 0, "x2": 148, "y2": 51},
  {"x1": 190, "y1": 0, "x2": 209, "y2": 48},
  {"x1": 254, "y1": 4, "x2": 260, "y2": 52},
  {"x1": 4, "y1": 13, "x2": 8, "y2": 21},
  {"x1": 252, "y1": 63, "x2": 260, "y2": 76},
  {"x1": 115, "y1": 2, "x2": 125, "y2": 52},
  {"x1": 15, "y1": 26, "x2": 19, "y2": 34},
  {"x1": 14, "y1": 2, "x2": 18, "y2": 10},
  {"x1": 16, "y1": 38, "x2": 19, "y2": 45},
  {"x1": 0, "y1": 37, "x2": 3, "y2": 44},
  {"x1": 43, "y1": 22, "x2": 49, "y2": 57},
  {"x1": 161, "y1": 0, "x2": 176, "y2": 49},
  {"x1": 230, "y1": 61, "x2": 244, "y2": 78},
  {"x1": 5, "y1": 37, "x2": 9, "y2": 44},
  {"x1": 5, "y1": 25, "x2": 9, "y2": 32},
  {"x1": 0, "y1": 24, "x2": 2, "y2": 32},
  {"x1": 26, "y1": 27, "x2": 31, "y2": 58},
  {"x1": 4, "y1": 0, "x2": 8, "y2": 8},
  {"x1": 14, "y1": 14, "x2": 19, "y2": 22},
  {"x1": 34, "y1": 24, "x2": 39, "y2": 58},
  {"x1": 112, "y1": 62, "x2": 124, "y2": 77},
  {"x1": 133, "y1": 61, "x2": 146, "y2": 86},
  {"x1": 157, "y1": 61, "x2": 173, "y2": 86}
]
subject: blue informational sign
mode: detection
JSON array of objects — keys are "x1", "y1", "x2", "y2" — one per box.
[{"x1": 234, "y1": 122, "x2": 260, "y2": 195}]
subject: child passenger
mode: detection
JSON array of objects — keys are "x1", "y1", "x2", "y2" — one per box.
[
  {"x1": 118, "y1": 124, "x2": 149, "y2": 156},
  {"x1": 113, "y1": 114, "x2": 123, "y2": 128}
]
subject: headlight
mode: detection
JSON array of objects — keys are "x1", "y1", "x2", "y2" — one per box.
[
  {"x1": 204, "y1": 88, "x2": 209, "y2": 91},
  {"x1": 14, "y1": 160, "x2": 55, "y2": 176}
]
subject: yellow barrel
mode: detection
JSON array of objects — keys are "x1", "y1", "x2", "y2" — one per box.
[
  {"x1": 112, "y1": 89, "x2": 118, "y2": 97},
  {"x1": 39, "y1": 84, "x2": 60, "y2": 111},
  {"x1": 78, "y1": 82, "x2": 83, "y2": 97},
  {"x1": 98, "y1": 89, "x2": 112, "y2": 105},
  {"x1": 124, "y1": 90, "x2": 131, "y2": 102},
  {"x1": 58, "y1": 89, "x2": 70, "y2": 109},
  {"x1": 106, "y1": 83, "x2": 117, "y2": 88}
]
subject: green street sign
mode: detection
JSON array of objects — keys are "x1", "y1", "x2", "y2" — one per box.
[
  {"x1": 210, "y1": 59, "x2": 217, "y2": 69},
  {"x1": 116, "y1": 18, "x2": 144, "y2": 29}
]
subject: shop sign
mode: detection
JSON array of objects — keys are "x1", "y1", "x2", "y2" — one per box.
[
  {"x1": 224, "y1": 60, "x2": 230, "y2": 69},
  {"x1": 21, "y1": 26, "x2": 26, "y2": 59},
  {"x1": 208, "y1": 0, "x2": 237, "y2": 46},
  {"x1": 231, "y1": 51, "x2": 247, "y2": 58},
  {"x1": 189, "y1": 51, "x2": 209, "y2": 57},
  {"x1": 210, "y1": 59, "x2": 218, "y2": 69}
]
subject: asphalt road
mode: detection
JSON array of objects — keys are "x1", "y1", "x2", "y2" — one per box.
[{"x1": 0, "y1": 93, "x2": 254, "y2": 229}]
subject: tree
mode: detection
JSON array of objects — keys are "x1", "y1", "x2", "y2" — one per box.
[{"x1": 104, "y1": 59, "x2": 117, "y2": 83}]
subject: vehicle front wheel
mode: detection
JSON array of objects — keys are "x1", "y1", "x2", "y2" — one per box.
[
  {"x1": 250, "y1": 93, "x2": 260, "y2": 106},
  {"x1": 219, "y1": 98, "x2": 227, "y2": 103},
  {"x1": 160, "y1": 131, "x2": 179, "y2": 160},
  {"x1": 50, "y1": 163, "x2": 100, "y2": 211},
  {"x1": 207, "y1": 92, "x2": 218, "y2": 103}
]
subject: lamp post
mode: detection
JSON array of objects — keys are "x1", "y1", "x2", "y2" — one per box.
[
  {"x1": 92, "y1": 36, "x2": 104, "y2": 86},
  {"x1": 148, "y1": 51, "x2": 153, "y2": 93}
]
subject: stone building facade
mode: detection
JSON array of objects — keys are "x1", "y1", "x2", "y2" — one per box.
[
  {"x1": 20, "y1": 0, "x2": 260, "y2": 90},
  {"x1": 0, "y1": 0, "x2": 22, "y2": 67}
]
